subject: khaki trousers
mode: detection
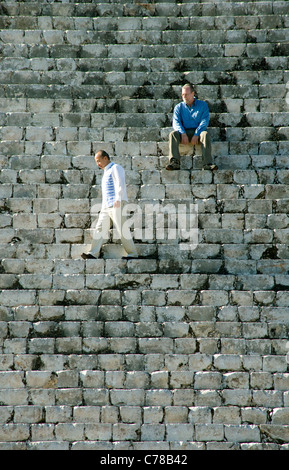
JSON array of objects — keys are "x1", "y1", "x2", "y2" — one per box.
[
  {"x1": 169, "y1": 129, "x2": 212, "y2": 166},
  {"x1": 90, "y1": 202, "x2": 138, "y2": 258}
]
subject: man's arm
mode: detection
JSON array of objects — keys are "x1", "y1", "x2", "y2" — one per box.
[
  {"x1": 172, "y1": 104, "x2": 186, "y2": 134},
  {"x1": 194, "y1": 101, "x2": 209, "y2": 137},
  {"x1": 172, "y1": 104, "x2": 190, "y2": 144},
  {"x1": 112, "y1": 164, "x2": 125, "y2": 208}
]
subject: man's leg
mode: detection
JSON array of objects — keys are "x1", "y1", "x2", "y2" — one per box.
[
  {"x1": 199, "y1": 131, "x2": 213, "y2": 167},
  {"x1": 110, "y1": 204, "x2": 138, "y2": 258},
  {"x1": 89, "y1": 208, "x2": 111, "y2": 257},
  {"x1": 167, "y1": 130, "x2": 181, "y2": 169},
  {"x1": 168, "y1": 129, "x2": 197, "y2": 170}
]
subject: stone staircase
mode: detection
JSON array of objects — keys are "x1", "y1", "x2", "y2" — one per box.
[{"x1": 0, "y1": 0, "x2": 289, "y2": 450}]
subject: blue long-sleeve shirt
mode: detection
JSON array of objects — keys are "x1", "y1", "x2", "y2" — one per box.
[{"x1": 172, "y1": 98, "x2": 209, "y2": 136}]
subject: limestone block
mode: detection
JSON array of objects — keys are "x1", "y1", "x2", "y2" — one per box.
[
  {"x1": 0, "y1": 30, "x2": 24, "y2": 43},
  {"x1": 139, "y1": 184, "x2": 165, "y2": 200},
  {"x1": 139, "y1": 424, "x2": 165, "y2": 442},
  {"x1": 42, "y1": 30, "x2": 64, "y2": 45},
  {"x1": 115, "y1": 142, "x2": 140, "y2": 156},
  {"x1": 38, "y1": 213, "x2": 62, "y2": 228},
  {"x1": 55, "y1": 423, "x2": 84, "y2": 442},
  {"x1": 58, "y1": 199, "x2": 89, "y2": 213},
  {"x1": 189, "y1": 406, "x2": 212, "y2": 424},
  {"x1": 0, "y1": 371, "x2": 24, "y2": 389},
  {"x1": 44, "y1": 142, "x2": 67, "y2": 155},
  {"x1": 0, "y1": 290, "x2": 36, "y2": 308},
  {"x1": 0, "y1": 424, "x2": 30, "y2": 442},
  {"x1": 195, "y1": 371, "x2": 222, "y2": 390},
  {"x1": 143, "y1": 406, "x2": 163, "y2": 425},
  {"x1": 104, "y1": 127, "x2": 127, "y2": 142},
  {"x1": 132, "y1": 156, "x2": 158, "y2": 171},
  {"x1": 214, "y1": 355, "x2": 242, "y2": 372},
  {"x1": 224, "y1": 425, "x2": 260, "y2": 443},
  {"x1": 253, "y1": 390, "x2": 283, "y2": 408},
  {"x1": 1, "y1": 0, "x2": 289, "y2": 449},
  {"x1": 140, "y1": 142, "x2": 158, "y2": 157},
  {"x1": 53, "y1": 274, "x2": 84, "y2": 290},
  {"x1": 263, "y1": 356, "x2": 287, "y2": 373},
  {"x1": 120, "y1": 406, "x2": 142, "y2": 424},
  {"x1": 199, "y1": 44, "x2": 224, "y2": 58},
  {"x1": 14, "y1": 405, "x2": 44, "y2": 424},
  {"x1": 244, "y1": 229, "x2": 273, "y2": 244},
  {"x1": 84, "y1": 423, "x2": 111, "y2": 441},
  {"x1": 113, "y1": 423, "x2": 140, "y2": 441},
  {"x1": 19, "y1": 274, "x2": 52, "y2": 289},
  {"x1": 108, "y1": 45, "x2": 142, "y2": 58},
  {"x1": 195, "y1": 424, "x2": 224, "y2": 442}
]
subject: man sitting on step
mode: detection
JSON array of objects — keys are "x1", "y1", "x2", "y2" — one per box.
[
  {"x1": 81, "y1": 150, "x2": 139, "y2": 260},
  {"x1": 166, "y1": 83, "x2": 218, "y2": 171}
]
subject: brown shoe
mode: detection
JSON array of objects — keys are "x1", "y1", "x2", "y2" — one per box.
[
  {"x1": 81, "y1": 253, "x2": 97, "y2": 260},
  {"x1": 203, "y1": 164, "x2": 218, "y2": 171},
  {"x1": 166, "y1": 163, "x2": 180, "y2": 171}
]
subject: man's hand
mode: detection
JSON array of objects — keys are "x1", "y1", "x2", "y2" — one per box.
[
  {"x1": 114, "y1": 200, "x2": 121, "y2": 208},
  {"x1": 181, "y1": 133, "x2": 189, "y2": 145},
  {"x1": 190, "y1": 135, "x2": 199, "y2": 145}
]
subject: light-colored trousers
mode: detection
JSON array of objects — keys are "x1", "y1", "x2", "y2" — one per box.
[
  {"x1": 90, "y1": 202, "x2": 138, "y2": 258},
  {"x1": 169, "y1": 129, "x2": 212, "y2": 166}
]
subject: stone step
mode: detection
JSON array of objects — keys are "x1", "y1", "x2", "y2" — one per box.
[
  {"x1": 2, "y1": 164, "x2": 289, "y2": 185},
  {"x1": 7, "y1": 158, "x2": 289, "y2": 178},
  {"x1": 0, "y1": 44, "x2": 288, "y2": 66},
  {"x1": 2, "y1": 19, "x2": 287, "y2": 39},
  {"x1": 3, "y1": 119, "x2": 289, "y2": 150},
  {"x1": 1, "y1": 251, "x2": 289, "y2": 274},
  {"x1": 0, "y1": 112, "x2": 288, "y2": 128},
  {"x1": 1, "y1": 77, "x2": 287, "y2": 102},
  {"x1": 0, "y1": 131, "x2": 288, "y2": 156},
  {"x1": 1, "y1": 27, "x2": 288, "y2": 46},
  {"x1": 0, "y1": 0, "x2": 289, "y2": 450},
  {"x1": 0, "y1": 267, "x2": 286, "y2": 292},
  {"x1": 0, "y1": 1, "x2": 285, "y2": 17},
  {"x1": 1, "y1": 241, "x2": 289, "y2": 267},
  {"x1": 1, "y1": 234, "x2": 289, "y2": 264},
  {"x1": 1, "y1": 111, "x2": 288, "y2": 128},
  {"x1": 0, "y1": 329, "x2": 287, "y2": 351},
  {"x1": 1, "y1": 0, "x2": 289, "y2": 450},
  {"x1": 1, "y1": 142, "x2": 289, "y2": 165},
  {"x1": 2, "y1": 147, "x2": 289, "y2": 169},
  {"x1": 1, "y1": 96, "x2": 288, "y2": 114},
  {"x1": 0, "y1": 67, "x2": 288, "y2": 93},
  {"x1": 2, "y1": 205, "x2": 289, "y2": 228},
  {"x1": 2, "y1": 62, "x2": 289, "y2": 83},
  {"x1": 0, "y1": 253, "x2": 288, "y2": 281},
  {"x1": 0, "y1": 50, "x2": 289, "y2": 79},
  {"x1": 0, "y1": 63, "x2": 287, "y2": 97}
]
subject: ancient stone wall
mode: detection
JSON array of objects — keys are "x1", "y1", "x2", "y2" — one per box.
[{"x1": 0, "y1": 0, "x2": 289, "y2": 449}]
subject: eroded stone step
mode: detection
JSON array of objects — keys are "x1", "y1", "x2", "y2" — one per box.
[
  {"x1": 1, "y1": 250, "x2": 289, "y2": 273},
  {"x1": 1, "y1": 27, "x2": 288, "y2": 48},
  {"x1": 0, "y1": 1, "x2": 284, "y2": 20},
  {"x1": 0, "y1": 75, "x2": 287, "y2": 101}
]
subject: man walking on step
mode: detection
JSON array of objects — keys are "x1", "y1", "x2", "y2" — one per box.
[
  {"x1": 166, "y1": 83, "x2": 217, "y2": 171},
  {"x1": 81, "y1": 150, "x2": 139, "y2": 260}
]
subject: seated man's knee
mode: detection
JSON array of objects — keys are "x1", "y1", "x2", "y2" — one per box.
[
  {"x1": 170, "y1": 130, "x2": 180, "y2": 140},
  {"x1": 200, "y1": 130, "x2": 209, "y2": 140}
]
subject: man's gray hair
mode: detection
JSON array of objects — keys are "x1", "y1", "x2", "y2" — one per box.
[{"x1": 182, "y1": 83, "x2": 195, "y2": 93}]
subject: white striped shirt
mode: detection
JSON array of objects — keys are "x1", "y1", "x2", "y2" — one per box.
[{"x1": 102, "y1": 161, "x2": 128, "y2": 209}]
